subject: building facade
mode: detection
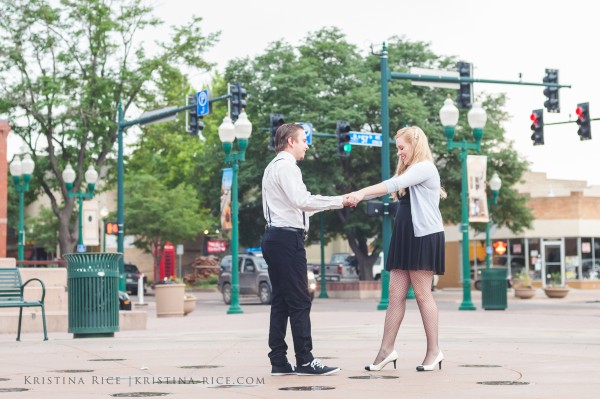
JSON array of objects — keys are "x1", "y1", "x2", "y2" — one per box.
[{"x1": 439, "y1": 172, "x2": 600, "y2": 289}]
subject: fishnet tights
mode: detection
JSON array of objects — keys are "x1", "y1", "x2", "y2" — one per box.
[{"x1": 372, "y1": 270, "x2": 440, "y2": 366}]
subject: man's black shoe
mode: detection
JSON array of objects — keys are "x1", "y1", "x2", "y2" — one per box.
[
  {"x1": 296, "y1": 359, "x2": 340, "y2": 376},
  {"x1": 271, "y1": 362, "x2": 296, "y2": 376}
]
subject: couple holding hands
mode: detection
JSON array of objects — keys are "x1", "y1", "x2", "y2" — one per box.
[{"x1": 261, "y1": 123, "x2": 445, "y2": 376}]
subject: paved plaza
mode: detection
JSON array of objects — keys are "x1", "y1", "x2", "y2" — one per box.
[{"x1": 1, "y1": 287, "x2": 599, "y2": 398}]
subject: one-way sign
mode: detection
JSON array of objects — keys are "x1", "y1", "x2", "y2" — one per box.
[{"x1": 349, "y1": 132, "x2": 382, "y2": 147}]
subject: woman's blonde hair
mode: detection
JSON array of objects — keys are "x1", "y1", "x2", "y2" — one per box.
[{"x1": 391, "y1": 126, "x2": 447, "y2": 200}]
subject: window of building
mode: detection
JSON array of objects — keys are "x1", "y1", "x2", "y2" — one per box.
[
  {"x1": 582, "y1": 237, "x2": 599, "y2": 280},
  {"x1": 527, "y1": 238, "x2": 541, "y2": 281},
  {"x1": 564, "y1": 238, "x2": 579, "y2": 280}
]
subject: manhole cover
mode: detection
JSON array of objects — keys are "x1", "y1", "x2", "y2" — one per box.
[
  {"x1": 477, "y1": 381, "x2": 530, "y2": 386},
  {"x1": 586, "y1": 300, "x2": 600, "y2": 303},
  {"x1": 111, "y1": 393, "x2": 170, "y2": 398},
  {"x1": 279, "y1": 386, "x2": 335, "y2": 391},
  {"x1": 52, "y1": 369, "x2": 94, "y2": 373},
  {"x1": 210, "y1": 385, "x2": 256, "y2": 389},
  {"x1": 460, "y1": 365, "x2": 502, "y2": 368},
  {"x1": 348, "y1": 375, "x2": 399, "y2": 379},
  {"x1": 179, "y1": 365, "x2": 222, "y2": 369},
  {"x1": 89, "y1": 359, "x2": 125, "y2": 362},
  {"x1": 0, "y1": 378, "x2": 10, "y2": 382},
  {"x1": 0, "y1": 388, "x2": 29, "y2": 392},
  {"x1": 318, "y1": 357, "x2": 337, "y2": 360}
]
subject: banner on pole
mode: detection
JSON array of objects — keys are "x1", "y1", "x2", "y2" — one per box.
[
  {"x1": 220, "y1": 168, "x2": 233, "y2": 231},
  {"x1": 467, "y1": 155, "x2": 489, "y2": 223}
]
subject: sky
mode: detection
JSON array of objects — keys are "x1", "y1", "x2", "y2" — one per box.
[{"x1": 7, "y1": 0, "x2": 600, "y2": 185}]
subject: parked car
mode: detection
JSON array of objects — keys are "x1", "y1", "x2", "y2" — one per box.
[
  {"x1": 124, "y1": 263, "x2": 148, "y2": 295},
  {"x1": 218, "y1": 254, "x2": 316, "y2": 304},
  {"x1": 310, "y1": 252, "x2": 359, "y2": 281}
]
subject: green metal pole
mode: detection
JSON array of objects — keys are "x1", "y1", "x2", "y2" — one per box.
[
  {"x1": 102, "y1": 220, "x2": 106, "y2": 253},
  {"x1": 319, "y1": 213, "x2": 328, "y2": 298},
  {"x1": 459, "y1": 144, "x2": 476, "y2": 310},
  {"x1": 77, "y1": 195, "x2": 84, "y2": 250},
  {"x1": 227, "y1": 157, "x2": 243, "y2": 314},
  {"x1": 17, "y1": 185, "x2": 24, "y2": 261},
  {"x1": 117, "y1": 102, "x2": 126, "y2": 291},
  {"x1": 485, "y1": 199, "x2": 491, "y2": 270},
  {"x1": 378, "y1": 43, "x2": 391, "y2": 311}
]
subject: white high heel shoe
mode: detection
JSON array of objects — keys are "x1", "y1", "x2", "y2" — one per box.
[
  {"x1": 365, "y1": 350, "x2": 398, "y2": 371},
  {"x1": 416, "y1": 351, "x2": 444, "y2": 371}
]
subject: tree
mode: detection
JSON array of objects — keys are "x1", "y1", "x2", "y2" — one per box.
[
  {"x1": 27, "y1": 206, "x2": 61, "y2": 258},
  {"x1": 223, "y1": 28, "x2": 533, "y2": 280},
  {"x1": 0, "y1": 0, "x2": 219, "y2": 255},
  {"x1": 124, "y1": 173, "x2": 209, "y2": 281}
]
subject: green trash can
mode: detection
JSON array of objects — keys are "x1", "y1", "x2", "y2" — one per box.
[
  {"x1": 64, "y1": 253, "x2": 122, "y2": 338},
  {"x1": 481, "y1": 268, "x2": 507, "y2": 310}
]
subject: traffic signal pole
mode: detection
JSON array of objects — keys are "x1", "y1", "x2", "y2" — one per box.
[
  {"x1": 379, "y1": 43, "x2": 572, "y2": 311},
  {"x1": 116, "y1": 93, "x2": 231, "y2": 291}
]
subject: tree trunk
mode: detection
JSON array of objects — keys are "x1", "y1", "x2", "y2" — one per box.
[{"x1": 346, "y1": 233, "x2": 379, "y2": 281}]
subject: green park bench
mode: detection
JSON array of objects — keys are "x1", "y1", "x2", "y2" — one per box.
[{"x1": 0, "y1": 267, "x2": 48, "y2": 341}]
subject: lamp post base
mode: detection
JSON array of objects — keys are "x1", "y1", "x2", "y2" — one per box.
[
  {"x1": 227, "y1": 305, "x2": 244, "y2": 314},
  {"x1": 459, "y1": 301, "x2": 476, "y2": 311}
]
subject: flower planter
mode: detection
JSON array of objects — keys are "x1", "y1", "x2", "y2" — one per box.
[
  {"x1": 154, "y1": 283, "x2": 185, "y2": 317},
  {"x1": 514, "y1": 287, "x2": 536, "y2": 299},
  {"x1": 543, "y1": 287, "x2": 569, "y2": 299},
  {"x1": 183, "y1": 294, "x2": 197, "y2": 316}
]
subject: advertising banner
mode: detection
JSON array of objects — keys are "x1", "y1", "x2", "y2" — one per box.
[
  {"x1": 467, "y1": 155, "x2": 489, "y2": 223},
  {"x1": 221, "y1": 168, "x2": 233, "y2": 231}
]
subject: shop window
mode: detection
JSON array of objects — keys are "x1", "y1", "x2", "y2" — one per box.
[
  {"x1": 528, "y1": 238, "x2": 541, "y2": 281},
  {"x1": 564, "y1": 238, "x2": 579, "y2": 280}
]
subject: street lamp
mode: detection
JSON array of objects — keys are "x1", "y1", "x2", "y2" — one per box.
[
  {"x1": 485, "y1": 172, "x2": 502, "y2": 269},
  {"x1": 218, "y1": 110, "x2": 252, "y2": 315},
  {"x1": 100, "y1": 206, "x2": 109, "y2": 252},
  {"x1": 439, "y1": 96, "x2": 487, "y2": 311},
  {"x1": 9, "y1": 154, "x2": 35, "y2": 261},
  {"x1": 62, "y1": 163, "x2": 99, "y2": 252}
]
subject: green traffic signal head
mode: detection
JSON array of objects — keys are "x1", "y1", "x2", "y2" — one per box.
[{"x1": 343, "y1": 143, "x2": 352, "y2": 153}]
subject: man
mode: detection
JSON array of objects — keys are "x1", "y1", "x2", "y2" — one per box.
[{"x1": 261, "y1": 123, "x2": 352, "y2": 376}]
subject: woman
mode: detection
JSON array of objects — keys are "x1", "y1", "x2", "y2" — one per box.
[{"x1": 348, "y1": 126, "x2": 446, "y2": 372}]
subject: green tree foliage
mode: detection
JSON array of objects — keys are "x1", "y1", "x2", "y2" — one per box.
[
  {"x1": 124, "y1": 173, "x2": 209, "y2": 280},
  {"x1": 27, "y1": 206, "x2": 60, "y2": 257},
  {"x1": 0, "y1": 0, "x2": 218, "y2": 255},
  {"x1": 223, "y1": 28, "x2": 533, "y2": 279}
]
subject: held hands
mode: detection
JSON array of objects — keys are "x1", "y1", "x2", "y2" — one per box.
[{"x1": 343, "y1": 191, "x2": 365, "y2": 207}]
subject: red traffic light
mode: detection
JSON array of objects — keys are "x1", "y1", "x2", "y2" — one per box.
[{"x1": 530, "y1": 112, "x2": 538, "y2": 126}]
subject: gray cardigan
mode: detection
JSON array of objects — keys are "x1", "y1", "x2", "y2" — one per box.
[{"x1": 382, "y1": 161, "x2": 444, "y2": 237}]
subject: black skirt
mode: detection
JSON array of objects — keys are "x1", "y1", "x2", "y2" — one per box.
[{"x1": 386, "y1": 191, "x2": 445, "y2": 275}]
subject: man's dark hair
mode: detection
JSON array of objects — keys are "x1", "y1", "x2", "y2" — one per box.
[{"x1": 275, "y1": 123, "x2": 303, "y2": 152}]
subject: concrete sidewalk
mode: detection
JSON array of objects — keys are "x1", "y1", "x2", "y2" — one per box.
[{"x1": 1, "y1": 288, "x2": 599, "y2": 398}]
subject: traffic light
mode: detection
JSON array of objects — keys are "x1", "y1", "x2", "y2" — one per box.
[
  {"x1": 269, "y1": 113, "x2": 285, "y2": 150},
  {"x1": 188, "y1": 94, "x2": 199, "y2": 136},
  {"x1": 543, "y1": 69, "x2": 560, "y2": 113},
  {"x1": 530, "y1": 109, "x2": 544, "y2": 146},
  {"x1": 105, "y1": 222, "x2": 119, "y2": 236},
  {"x1": 230, "y1": 83, "x2": 247, "y2": 122},
  {"x1": 456, "y1": 61, "x2": 473, "y2": 109},
  {"x1": 576, "y1": 102, "x2": 591, "y2": 141},
  {"x1": 336, "y1": 121, "x2": 352, "y2": 156}
]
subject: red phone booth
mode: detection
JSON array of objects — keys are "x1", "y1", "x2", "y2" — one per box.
[{"x1": 159, "y1": 242, "x2": 176, "y2": 280}]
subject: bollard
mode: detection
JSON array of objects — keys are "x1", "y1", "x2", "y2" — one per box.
[{"x1": 138, "y1": 273, "x2": 145, "y2": 305}]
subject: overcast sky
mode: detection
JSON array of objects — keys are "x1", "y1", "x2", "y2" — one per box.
[{"x1": 7, "y1": 0, "x2": 600, "y2": 185}]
